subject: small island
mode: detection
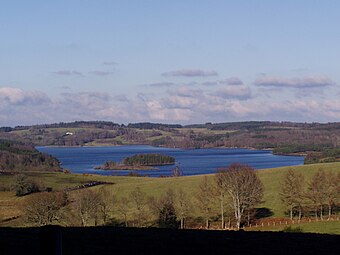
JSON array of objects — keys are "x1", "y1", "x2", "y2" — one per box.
[{"x1": 95, "y1": 153, "x2": 175, "y2": 170}]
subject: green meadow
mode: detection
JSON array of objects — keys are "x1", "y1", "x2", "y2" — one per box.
[{"x1": 1, "y1": 162, "x2": 339, "y2": 232}]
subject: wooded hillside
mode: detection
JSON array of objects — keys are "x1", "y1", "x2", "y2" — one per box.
[{"x1": 0, "y1": 140, "x2": 61, "y2": 172}]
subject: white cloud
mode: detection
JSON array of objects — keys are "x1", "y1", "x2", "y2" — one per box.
[
  {"x1": 0, "y1": 87, "x2": 49, "y2": 105},
  {"x1": 2, "y1": 85, "x2": 340, "y2": 126},
  {"x1": 213, "y1": 85, "x2": 252, "y2": 100},
  {"x1": 0, "y1": 87, "x2": 25, "y2": 104}
]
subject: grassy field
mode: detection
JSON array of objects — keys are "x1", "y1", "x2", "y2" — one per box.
[
  {"x1": 1, "y1": 162, "x2": 339, "y2": 231},
  {"x1": 248, "y1": 220, "x2": 340, "y2": 235}
]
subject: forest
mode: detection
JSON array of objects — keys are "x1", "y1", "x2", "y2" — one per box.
[{"x1": 0, "y1": 140, "x2": 61, "y2": 172}]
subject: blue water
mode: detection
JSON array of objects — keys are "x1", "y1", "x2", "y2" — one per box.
[{"x1": 37, "y1": 145, "x2": 304, "y2": 177}]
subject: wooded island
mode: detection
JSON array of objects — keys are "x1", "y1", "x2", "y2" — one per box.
[{"x1": 95, "y1": 153, "x2": 175, "y2": 170}]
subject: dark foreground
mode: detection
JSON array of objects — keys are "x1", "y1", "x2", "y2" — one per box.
[{"x1": 1, "y1": 226, "x2": 339, "y2": 255}]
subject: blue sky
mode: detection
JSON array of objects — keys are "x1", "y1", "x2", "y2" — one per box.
[{"x1": 1, "y1": 0, "x2": 340, "y2": 126}]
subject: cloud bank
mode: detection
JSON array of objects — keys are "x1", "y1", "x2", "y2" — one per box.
[
  {"x1": 254, "y1": 76, "x2": 335, "y2": 88},
  {"x1": 1, "y1": 80, "x2": 339, "y2": 126}
]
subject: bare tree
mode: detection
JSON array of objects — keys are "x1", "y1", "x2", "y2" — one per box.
[
  {"x1": 195, "y1": 176, "x2": 214, "y2": 229},
  {"x1": 218, "y1": 163, "x2": 263, "y2": 230},
  {"x1": 129, "y1": 187, "x2": 147, "y2": 227},
  {"x1": 324, "y1": 171, "x2": 339, "y2": 219},
  {"x1": 97, "y1": 187, "x2": 115, "y2": 225},
  {"x1": 25, "y1": 191, "x2": 67, "y2": 226},
  {"x1": 74, "y1": 189, "x2": 100, "y2": 226},
  {"x1": 215, "y1": 172, "x2": 228, "y2": 229},
  {"x1": 307, "y1": 169, "x2": 327, "y2": 220},
  {"x1": 175, "y1": 188, "x2": 191, "y2": 229},
  {"x1": 117, "y1": 196, "x2": 130, "y2": 227},
  {"x1": 280, "y1": 169, "x2": 305, "y2": 220}
]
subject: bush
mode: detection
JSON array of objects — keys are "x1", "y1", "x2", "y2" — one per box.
[{"x1": 12, "y1": 174, "x2": 41, "y2": 196}]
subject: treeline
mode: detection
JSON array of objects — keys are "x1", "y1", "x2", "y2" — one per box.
[
  {"x1": 0, "y1": 140, "x2": 61, "y2": 172},
  {"x1": 127, "y1": 122, "x2": 182, "y2": 130},
  {"x1": 123, "y1": 154, "x2": 175, "y2": 166},
  {"x1": 10, "y1": 121, "x2": 121, "y2": 131},
  {"x1": 6, "y1": 120, "x2": 340, "y2": 132},
  {"x1": 280, "y1": 168, "x2": 340, "y2": 220}
]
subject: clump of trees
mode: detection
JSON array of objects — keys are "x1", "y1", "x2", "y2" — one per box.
[
  {"x1": 280, "y1": 168, "x2": 340, "y2": 220},
  {"x1": 123, "y1": 154, "x2": 175, "y2": 166},
  {"x1": 95, "y1": 154, "x2": 176, "y2": 170},
  {"x1": 74, "y1": 187, "x2": 115, "y2": 226}
]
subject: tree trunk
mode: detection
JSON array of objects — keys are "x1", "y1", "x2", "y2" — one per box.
[
  {"x1": 298, "y1": 206, "x2": 302, "y2": 221},
  {"x1": 328, "y1": 204, "x2": 332, "y2": 220},
  {"x1": 315, "y1": 208, "x2": 318, "y2": 220},
  {"x1": 205, "y1": 218, "x2": 209, "y2": 229},
  {"x1": 124, "y1": 215, "x2": 128, "y2": 227},
  {"x1": 290, "y1": 205, "x2": 293, "y2": 220},
  {"x1": 180, "y1": 218, "x2": 184, "y2": 229},
  {"x1": 220, "y1": 192, "x2": 224, "y2": 229}
]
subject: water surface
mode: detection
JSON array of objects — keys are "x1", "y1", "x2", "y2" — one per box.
[{"x1": 37, "y1": 145, "x2": 304, "y2": 177}]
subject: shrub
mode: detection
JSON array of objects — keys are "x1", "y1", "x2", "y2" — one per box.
[{"x1": 12, "y1": 174, "x2": 41, "y2": 196}]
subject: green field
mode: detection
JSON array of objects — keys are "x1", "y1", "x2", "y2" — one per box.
[
  {"x1": 248, "y1": 221, "x2": 340, "y2": 235},
  {"x1": 1, "y1": 162, "x2": 339, "y2": 232}
]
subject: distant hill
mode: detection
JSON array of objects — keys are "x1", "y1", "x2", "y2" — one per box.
[
  {"x1": 1, "y1": 120, "x2": 340, "y2": 164},
  {"x1": 0, "y1": 140, "x2": 61, "y2": 172}
]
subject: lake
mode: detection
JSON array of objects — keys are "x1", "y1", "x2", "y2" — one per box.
[{"x1": 37, "y1": 145, "x2": 304, "y2": 177}]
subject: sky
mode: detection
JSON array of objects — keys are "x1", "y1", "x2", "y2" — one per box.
[{"x1": 1, "y1": 0, "x2": 340, "y2": 126}]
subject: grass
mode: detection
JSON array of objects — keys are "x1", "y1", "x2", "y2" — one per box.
[
  {"x1": 257, "y1": 162, "x2": 340, "y2": 217},
  {"x1": 248, "y1": 220, "x2": 340, "y2": 235},
  {"x1": 0, "y1": 162, "x2": 339, "y2": 231}
]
